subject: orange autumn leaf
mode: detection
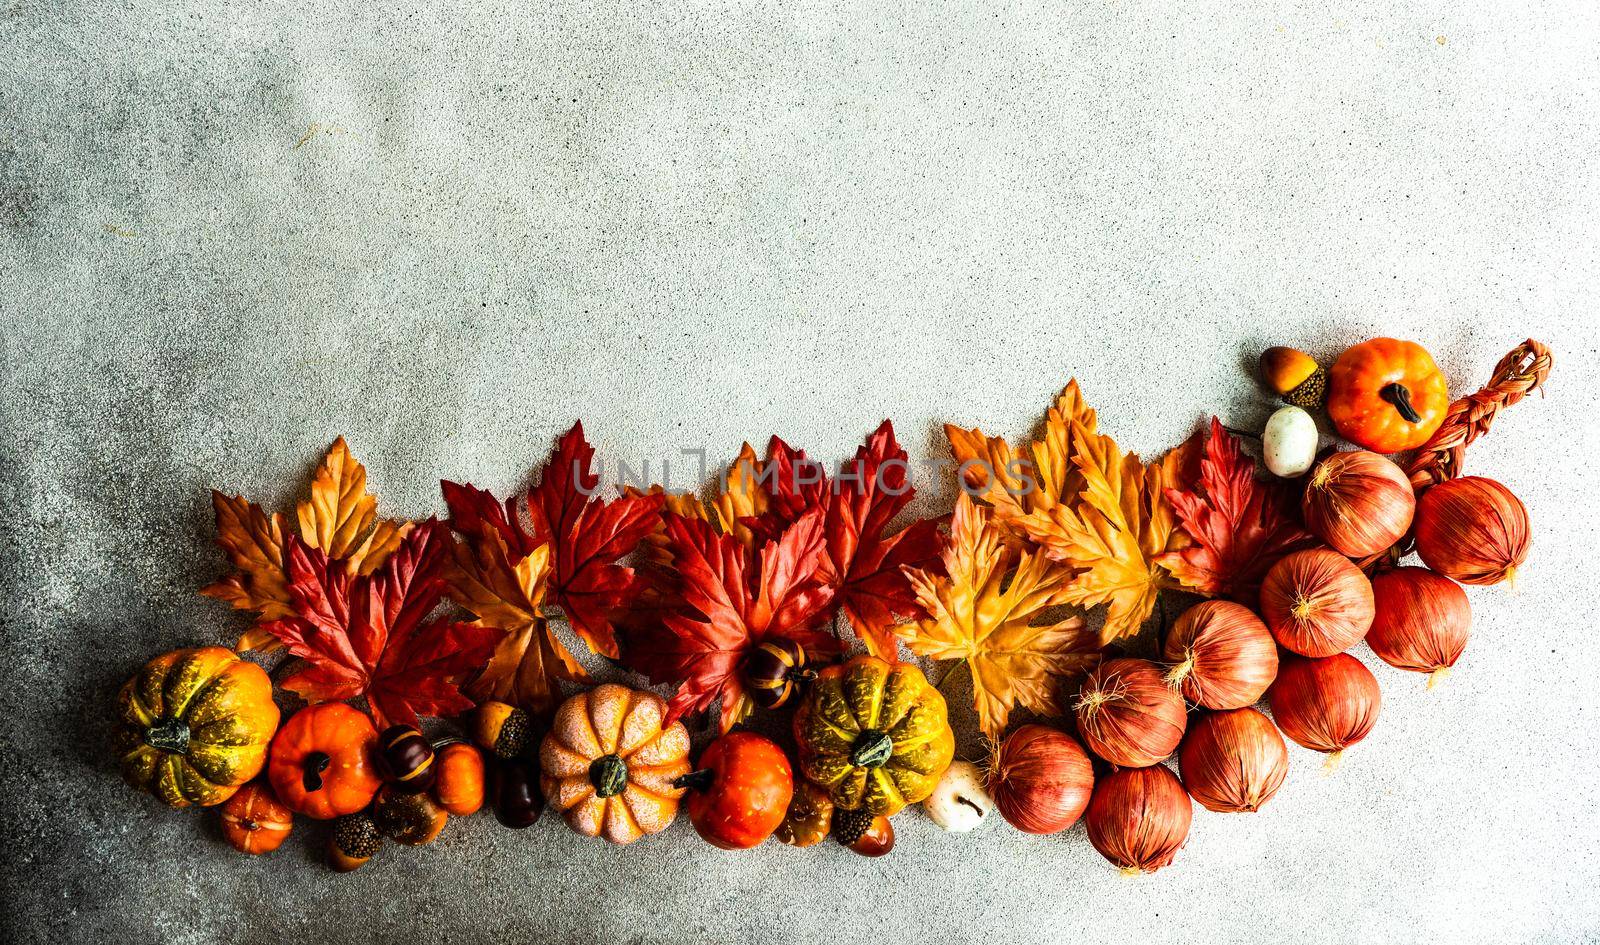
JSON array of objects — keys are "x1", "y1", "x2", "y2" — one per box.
[
  {"x1": 944, "y1": 379, "x2": 1100, "y2": 545},
  {"x1": 204, "y1": 437, "x2": 411, "y2": 652},
  {"x1": 1046, "y1": 419, "x2": 1195, "y2": 643},
  {"x1": 297, "y1": 436, "x2": 413, "y2": 576},
  {"x1": 444, "y1": 528, "x2": 590, "y2": 714},
  {"x1": 899, "y1": 494, "x2": 1100, "y2": 738}
]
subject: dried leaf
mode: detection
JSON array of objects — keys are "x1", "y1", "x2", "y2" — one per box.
[
  {"x1": 900, "y1": 494, "x2": 1100, "y2": 738},
  {"x1": 1156, "y1": 418, "x2": 1316, "y2": 602},
  {"x1": 1040, "y1": 418, "x2": 1193, "y2": 644},
  {"x1": 206, "y1": 438, "x2": 411, "y2": 651},
  {"x1": 944, "y1": 380, "x2": 1099, "y2": 542},
  {"x1": 445, "y1": 529, "x2": 590, "y2": 713},
  {"x1": 200, "y1": 492, "x2": 294, "y2": 641}
]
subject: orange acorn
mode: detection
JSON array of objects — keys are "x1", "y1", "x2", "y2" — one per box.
[{"x1": 1260, "y1": 347, "x2": 1326, "y2": 409}]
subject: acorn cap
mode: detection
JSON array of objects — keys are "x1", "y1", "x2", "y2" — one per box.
[
  {"x1": 329, "y1": 814, "x2": 382, "y2": 872},
  {"x1": 473, "y1": 702, "x2": 531, "y2": 761},
  {"x1": 832, "y1": 807, "x2": 875, "y2": 846}
]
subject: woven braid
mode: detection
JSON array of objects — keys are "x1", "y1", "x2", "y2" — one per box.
[{"x1": 1404, "y1": 339, "x2": 1553, "y2": 492}]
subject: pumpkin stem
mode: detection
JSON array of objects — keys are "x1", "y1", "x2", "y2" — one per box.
[
  {"x1": 588, "y1": 754, "x2": 629, "y2": 798},
  {"x1": 302, "y1": 751, "x2": 332, "y2": 793},
  {"x1": 1379, "y1": 383, "x2": 1422, "y2": 423},
  {"x1": 672, "y1": 769, "x2": 716, "y2": 794},
  {"x1": 849, "y1": 729, "x2": 894, "y2": 768},
  {"x1": 143, "y1": 719, "x2": 191, "y2": 756}
]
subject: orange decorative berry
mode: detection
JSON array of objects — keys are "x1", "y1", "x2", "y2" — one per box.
[{"x1": 432, "y1": 743, "x2": 487, "y2": 816}]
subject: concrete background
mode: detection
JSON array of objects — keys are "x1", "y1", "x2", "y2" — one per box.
[{"x1": 3, "y1": 2, "x2": 1598, "y2": 943}]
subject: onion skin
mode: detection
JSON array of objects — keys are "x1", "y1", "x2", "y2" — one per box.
[
  {"x1": 1259, "y1": 548, "x2": 1375, "y2": 657},
  {"x1": 1075, "y1": 659, "x2": 1188, "y2": 768},
  {"x1": 1162, "y1": 601, "x2": 1278, "y2": 710},
  {"x1": 1368, "y1": 567, "x2": 1470, "y2": 682},
  {"x1": 1302, "y1": 451, "x2": 1416, "y2": 558},
  {"x1": 1267, "y1": 653, "x2": 1381, "y2": 756},
  {"x1": 986, "y1": 725, "x2": 1094, "y2": 835},
  {"x1": 1414, "y1": 476, "x2": 1530, "y2": 586},
  {"x1": 1085, "y1": 765, "x2": 1193, "y2": 874},
  {"x1": 1178, "y1": 708, "x2": 1288, "y2": 813}
]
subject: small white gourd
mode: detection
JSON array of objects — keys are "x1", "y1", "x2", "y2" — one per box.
[
  {"x1": 922, "y1": 760, "x2": 993, "y2": 832},
  {"x1": 1262, "y1": 406, "x2": 1318, "y2": 478}
]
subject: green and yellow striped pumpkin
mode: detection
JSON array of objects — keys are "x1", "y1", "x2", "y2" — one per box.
[
  {"x1": 114, "y1": 647, "x2": 280, "y2": 808},
  {"x1": 792, "y1": 655, "x2": 955, "y2": 816}
]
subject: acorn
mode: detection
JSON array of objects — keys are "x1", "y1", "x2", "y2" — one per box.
[
  {"x1": 329, "y1": 813, "x2": 382, "y2": 872},
  {"x1": 373, "y1": 786, "x2": 448, "y2": 845},
  {"x1": 492, "y1": 758, "x2": 544, "y2": 830},
  {"x1": 1260, "y1": 347, "x2": 1326, "y2": 409},
  {"x1": 740, "y1": 639, "x2": 812, "y2": 710},
  {"x1": 378, "y1": 725, "x2": 436, "y2": 794},
  {"x1": 472, "y1": 701, "x2": 531, "y2": 761},
  {"x1": 832, "y1": 807, "x2": 895, "y2": 857}
]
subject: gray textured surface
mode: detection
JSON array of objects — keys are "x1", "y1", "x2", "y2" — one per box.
[{"x1": 3, "y1": 2, "x2": 1600, "y2": 943}]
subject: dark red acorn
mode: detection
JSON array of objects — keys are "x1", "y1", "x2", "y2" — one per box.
[
  {"x1": 741, "y1": 639, "x2": 811, "y2": 710},
  {"x1": 492, "y1": 758, "x2": 544, "y2": 829},
  {"x1": 378, "y1": 725, "x2": 437, "y2": 794}
]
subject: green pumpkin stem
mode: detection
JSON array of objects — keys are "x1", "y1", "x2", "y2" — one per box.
[
  {"x1": 143, "y1": 719, "x2": 191, "y2": 756},
  {"x1": 850, "y1": 729, "x2": 894, "y2": 769},
  {"x1": 671, "y1": 768, "x2": 716, "y2": 794},
  {"x1": 588, "y1": 754, "x2": 629, "y2": 798},
  {"x1": 302, "y1": 751, "x2": 332, "y2": 793},
  {"x1": 1379, "y1": 383, "x2": 1422, "y2": 423}
]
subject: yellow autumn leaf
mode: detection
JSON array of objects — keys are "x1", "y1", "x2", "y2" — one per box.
[
  {"x1": 945, "y1": 379, "x2": 1099, "y2": 544},
  {"x1": 899, "y1": 493, "x2": 1101, "y2": 738},
  {"x1": 206, "y1": 437, "x2": 417, "y2": 652},
  {"x1": 1046, "y1": 418, "x2": 1192, "y2": 643}
]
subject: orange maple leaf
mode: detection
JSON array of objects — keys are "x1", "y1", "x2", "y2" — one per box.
[
  {"x1": 203, "y1": 437, "x2": 411, "y2": 652},
  {"x1": 899, "y1": 494, "x2": 1100, "y2": 737}
]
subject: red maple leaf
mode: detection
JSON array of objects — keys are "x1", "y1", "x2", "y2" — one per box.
[
  {"x1": 261, "y1": 519, "x2": 502, "y2": 729},
  {"x1": 1156, "y1": 417, "x2": 1317, "y2": 602},
  {"x1": 442, "y1": 422, "x2": 664, "y2": 659},
  {"x1": 632, "y1": 508, "x2": 838, "y2": 732},
  {"x1": 755, "y1": 420, "x2": 944, "y2": 658}
]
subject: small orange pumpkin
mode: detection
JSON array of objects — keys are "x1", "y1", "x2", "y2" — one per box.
[
  {"x1": 219, "y1": 782, "x2": 293, "y2": 855},
  {"x1": 432, "y1": 742, "x2": 487, "y2": 816},
  {"x1": 539, "y1": 684, "x2": 692, "y2": 844},
  {"x1": 1326, "y1": 338, "x2": 1448, "y2": 453},
  {"x1": 268, "y1": 704, "x2": 382, "y2": 820}
]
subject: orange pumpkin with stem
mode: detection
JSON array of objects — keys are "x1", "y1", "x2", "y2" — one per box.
[
  {"x1": 219, "y1": 782, "x2": 293, "y2": 854},
  {"x1": 1326, "y1": 338, "x2": 1449, "y2": 453},
  {"x1": 540, "y1": 684, "x2": 692, "y2": 844},
  {"x1": 268, "y1": 703, "x2": 382, "y2": 820}
]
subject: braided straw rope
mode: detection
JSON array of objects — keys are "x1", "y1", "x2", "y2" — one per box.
[{"x1": 1404, "y1": 339, "x2": 1553, "y2": 492}]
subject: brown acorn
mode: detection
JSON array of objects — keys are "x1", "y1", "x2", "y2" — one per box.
[
  {"x1": 373, "y1": 786, "x2": 448, "y2": 845},
  {"x1": 378, "y1": 725, "x2": 437, "y2": 794},
  {"x1": 832, "y1": 807, "x2": 895, "y2": 857},
  {"x1": 329, "y1": 813, "x2": 382, "y2": 872},
  {"x1": 472, "y1": 701, "x2": 531, "y2": 761},
  {"x1": 1260, "y1": 347, "x2": 1326, "y2": 409}
]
